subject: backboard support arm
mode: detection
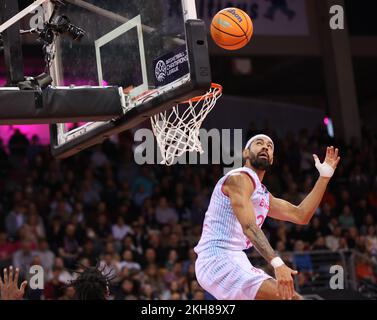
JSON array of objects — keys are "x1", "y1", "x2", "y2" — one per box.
[
  {"x1": 0, "y1": 0, "x2": 49, "y2": 33},
  {"x1": 0, "y1": 0, "x2": 25, "y2": 85}
]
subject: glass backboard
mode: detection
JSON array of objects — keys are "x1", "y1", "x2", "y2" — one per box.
[{"x1": 46, "y1": 0, "x2": 211, "y2": 158}]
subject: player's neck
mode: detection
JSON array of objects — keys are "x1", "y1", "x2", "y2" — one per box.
[{"x1": 244, "y1": 163, "x2": 265, "y2": 181}]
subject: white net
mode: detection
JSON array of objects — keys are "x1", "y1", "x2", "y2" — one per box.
[{"x1": 151, "y1": 83, "x2": 222, "y2": 165}]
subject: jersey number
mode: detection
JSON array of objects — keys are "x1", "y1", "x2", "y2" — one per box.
[{"x1": 256, "y1": 215, "x2": 265, "y2": 228}]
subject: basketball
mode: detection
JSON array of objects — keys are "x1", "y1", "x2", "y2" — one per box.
[{"x1": 210, "y1": 8, "x2": 253, "y2": 50}]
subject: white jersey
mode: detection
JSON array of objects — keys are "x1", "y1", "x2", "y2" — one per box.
[{"x1": 194, "y1": 167, "x2": 270, "y2": 255}]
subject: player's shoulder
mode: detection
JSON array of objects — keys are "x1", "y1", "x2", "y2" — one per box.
[
  {"x1": 224, "y1": 168, "x2": 257, "y2": 191},
  {"x1": 225, "y1": 166, "x2": 256, "y2": 177},
  {"x1": 229, "y1": 167, "x2": 260, "y2": 184}
]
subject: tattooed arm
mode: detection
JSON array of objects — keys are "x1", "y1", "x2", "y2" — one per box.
[{"x1": 223, "y1": 173, "x2": 298, "y2": 299}]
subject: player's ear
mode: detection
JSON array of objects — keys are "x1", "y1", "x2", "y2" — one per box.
[
  {"x1": 242, "y1": 148, "x2": 249, "y2": 160},
  {"x1": 242, "y1": 149, "x2": 249, "y2": 166}
]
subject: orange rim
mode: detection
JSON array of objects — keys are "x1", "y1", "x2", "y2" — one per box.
[{"x1": 181, "y1": 83, "x2": 222, "y2": 104}]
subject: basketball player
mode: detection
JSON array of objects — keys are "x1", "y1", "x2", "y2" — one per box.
[
  {"x1": 194, "y1": 134, "x2": 340, "y2": 300},
  {"x1": 69, "y1": 264, "x2": 113, "y2": 300}
]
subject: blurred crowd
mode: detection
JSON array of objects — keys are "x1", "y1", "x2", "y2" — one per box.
[{"x1": 0, "y1": 124, "x2": 377, "y2": 299}]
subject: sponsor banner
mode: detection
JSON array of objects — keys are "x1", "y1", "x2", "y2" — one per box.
[
  {"x1": 153, "y1": 45, "x2": 189, "y2": 87},
  {"x1": 197, "y1": 0, "x2": 310, "y2": 36}
]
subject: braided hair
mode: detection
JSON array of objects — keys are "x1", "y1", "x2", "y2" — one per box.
[{"x1": 69, "y1": 263, "x2": 114, "y2": 300}]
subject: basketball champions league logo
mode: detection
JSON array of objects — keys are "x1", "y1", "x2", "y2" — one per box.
[
  {"x1": 153, "y1": 45, "x2": 189, "y2": 86},
  {"x1": 155, "y1": 60, "x2": 167, "y2": 83}
]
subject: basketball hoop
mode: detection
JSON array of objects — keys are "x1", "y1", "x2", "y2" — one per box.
[{"x1": 151, "y1": 83, "x2": 222, "y2": 166}]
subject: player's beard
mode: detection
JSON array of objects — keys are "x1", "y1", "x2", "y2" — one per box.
[{"x1": 247, "y1": 151, "x2": 272, "y2": 171}]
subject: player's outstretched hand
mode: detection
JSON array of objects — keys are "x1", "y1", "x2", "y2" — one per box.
[
  {"x1": 274, "y1": 264, "x2": 298, "y2": 300},
  {"x1": 313, "y1": 146, "x2": 340, "y2": 178},
  {"x1": 0, "y1": 266, "x2": 27, "y2": 300},
  {"x1": 323, "y1": 146, "x2": 340, "y2": 169}
]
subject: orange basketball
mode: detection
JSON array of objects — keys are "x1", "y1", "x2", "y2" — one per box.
[{"x1": 210, "y1": 8, "x2": 253, "y2": 51}]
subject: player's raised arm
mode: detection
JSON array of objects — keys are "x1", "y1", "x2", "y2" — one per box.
[
  {"x1": 268, "y1": 146, "x2": 340, "y2": 225},
  {"x1": 223, "y1": 173, "x2": 298, "y2": 300}
]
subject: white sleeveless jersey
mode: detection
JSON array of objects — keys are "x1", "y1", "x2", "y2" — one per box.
[{"x1": 194, "y1": 167, "x2": 270, "y2": 254}]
